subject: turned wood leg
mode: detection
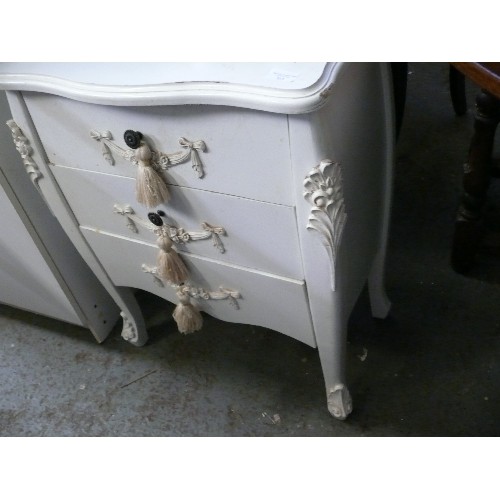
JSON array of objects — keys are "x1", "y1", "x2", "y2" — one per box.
[
  {"x1": 391, "y1": 62, "x2": 408, "y2": 140},
  {"x1": 449, "y1": 65, "x2": 467, "y2": 116},
  {"x1": 451, "y1": 90, "x2": 500, "y2": 273}
]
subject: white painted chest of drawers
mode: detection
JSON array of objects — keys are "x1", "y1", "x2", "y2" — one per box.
[{"x1": 0, "y1": 63, "x2": 394, "y2": 419}]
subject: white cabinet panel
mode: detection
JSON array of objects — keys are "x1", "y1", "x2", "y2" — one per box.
[
  {"x1": 0, "y1": 91, "x2": 120, "y2": 341},
  {"x1": 0, "y1": 175, "x2": 81, "y2": 324}
]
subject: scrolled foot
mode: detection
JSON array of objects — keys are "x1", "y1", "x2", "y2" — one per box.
[
  {"x1": 327, "y1": 384, "x2": 353, "y2": 420},
  {"x1": 120, "y1": 311, "x2": 147, "y2": 346}
]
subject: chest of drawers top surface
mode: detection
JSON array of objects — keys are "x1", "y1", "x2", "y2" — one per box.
[{"x1": 0, "y1": 62, "x2": 338, "y2": 113}]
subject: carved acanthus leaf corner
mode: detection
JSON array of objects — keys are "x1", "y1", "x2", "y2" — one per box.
[
  {"x1": 6, "y1": 119, "x2": 43, "y2": 188},
  {"x1": 303, "y1": 159, "x2": 347, "y2": 291}
]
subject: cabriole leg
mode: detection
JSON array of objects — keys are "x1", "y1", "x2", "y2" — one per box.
[
  {"x1": 368, "y1": 249, "x2": 392, "y2": 319},
  {"x1": 318, "y1": 316, "x2": 353, "y2": 420}
]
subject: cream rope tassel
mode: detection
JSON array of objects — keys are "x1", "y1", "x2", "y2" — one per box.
[
  {"x1": 156, "y1": 235, "x2": 189, "y2": 285},
  {"x1": 173, "y1": 290, "x2": 203, "y2": 334},
  {"x1": 124, "y1": 130, "x2": 170, "y2": 208}
]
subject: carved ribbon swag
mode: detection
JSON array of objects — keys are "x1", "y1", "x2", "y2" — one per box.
[
  {"x1": 90, "y1": 130, "x2": 208, "y2": 208},
  {"x1": 141, "y1": 264, "x2": 241, "y2": 334},
  {"x1": 113, "y1": 204, "x2": 232, "y2": 335}
]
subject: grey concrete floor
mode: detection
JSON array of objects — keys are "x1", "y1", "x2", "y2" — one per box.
[{"x1": 1, "y1": 63, "x2": 499, "y2": 436}]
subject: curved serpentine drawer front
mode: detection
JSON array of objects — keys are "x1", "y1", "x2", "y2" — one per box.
[
  {"x1": 50, "y1": 165, "x2": 304, "y2": 280},
  {"x1": 82, "y1": 228, "x2": 316, "y2": 347},
  {"x1": 20, "y1": 89, "x2": 313, "y2": 347},
  {"x1": 22, "y1": 93, "x2": 294, "y2": 206}
]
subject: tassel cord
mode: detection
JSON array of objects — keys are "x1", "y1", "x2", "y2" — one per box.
[
  {"x1": 156, "y1": 235, "x2": 189, "y2": 285},
  {"x1": 134, "y1": 142, "x2": 170, "y2": 208},
  {"x1": 172, "y1": 290, "x2": 203, "y2": 334}
]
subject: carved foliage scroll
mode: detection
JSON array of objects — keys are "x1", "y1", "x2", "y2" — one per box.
[
  {"x1": 6, "y1": 119, "x2": 43, "y2": 189},
  {"x1": 303, "y1": 159, "x2": 347, "y2": 291}
]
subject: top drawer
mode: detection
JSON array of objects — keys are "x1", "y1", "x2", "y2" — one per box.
[{"x1": 22, "y1": 93, "x2": 295, "y2": 206}]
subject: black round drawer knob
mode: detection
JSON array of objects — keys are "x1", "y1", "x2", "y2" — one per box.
[
  {"x1": 148, "y1": 212, "x2": 163, "y2": 226},
  {"x1": 124, "y1": 130, "x2": 143, "y2": 149}
]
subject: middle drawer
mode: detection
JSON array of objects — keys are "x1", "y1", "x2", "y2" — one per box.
[{"x1": 52, "y1": 165, "x2": 304, "y2": 280}]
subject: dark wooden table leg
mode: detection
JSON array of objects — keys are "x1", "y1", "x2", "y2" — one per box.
[
  {"x1": 450, "y1": 64, "x2": 467, "y2": 116},
  {"x1": 391, "y1": 62, "x2": 408, "y2": 140},
  {"x1": 451, "y1": 90, "x2": 500, "y2": 273}
]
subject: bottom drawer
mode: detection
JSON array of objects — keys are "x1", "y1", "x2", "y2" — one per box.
[{"x1": 82, "y1": 228, "x2": 316, "y2": 347}]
